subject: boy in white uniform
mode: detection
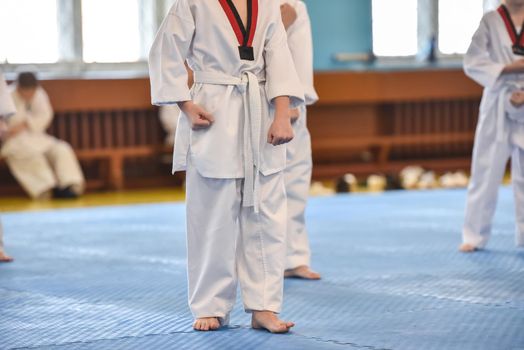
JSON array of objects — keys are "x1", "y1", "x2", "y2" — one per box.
[
  {"x1": 149, "y1": 0, "x2": 304, "y2": 333},
  {"x1": 0, "y1": 72, "x2": 16, "y2": 262},
  {"x1": 279, "y1": 1, "x2": 321, "y2": 280},
  {"x1": 461, "y1": 0, "x2": 524, "y2": 252},
  {"x1": 2, "y1": 72, "x2": 85, "y2": 199}
]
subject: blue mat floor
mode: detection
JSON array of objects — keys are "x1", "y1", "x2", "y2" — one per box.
[{"x1": 1, "y1": 188, "x2": 523, "y2": 350}]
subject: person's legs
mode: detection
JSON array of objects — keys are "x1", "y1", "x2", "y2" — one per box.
[
  {"x1": 5, "y1": 154, "x2": 56, "y2": 199},
  {"x1": 511, "y1": 147, "x2": 524, "y2": 247},
  {"x1": 185, "y1": 161, "x2": 241, "y2": 330},
  {"x1": 462, "y1": 124, "x2": 512, "y2": 251},
  {"x1": 284, "y1": 113, "x2": 319, "y2": 279},
  {"x1": 46, "y1": 139, "x2": 85, "y2": 195},
  {"x1": 0, "y1": 218, "x2": 13, "y2": 262},
  {"x1": 237, "y1": 170, "x2": 294, "y2": 333}
]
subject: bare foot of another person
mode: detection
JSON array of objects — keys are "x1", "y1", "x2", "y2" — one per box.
[
  {"x1": 459, "y1": 243, "x2": 478, "y2": 253},
  {"x1": 284, "y1": 265, "x2": 321, "y2": 280},
  {"x1": 252, "y1": 311, "x2": 294, "y2": 333},
  {"x1": 0, "y1": 252, "x2": 13, "y2": 263},
  {"x1": 193, "y1": 317, "x2": 220, "y2": 331}
]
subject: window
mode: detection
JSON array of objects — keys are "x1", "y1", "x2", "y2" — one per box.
[
  {"x1": 438, "y1": 0, "x2": 484, "y2": 55},
  {"x1": 82, "y1": 0, "x2": 141, "y2": 63},
  {"x1": 0, "y1": 0, "x2": 59, "y2": 64},
  {"x1": 372, "y1": 0, "x2": 418, "y2": 57},
  {"x1": 372, "y1": 0, "x2": 486, "y2": 58}
]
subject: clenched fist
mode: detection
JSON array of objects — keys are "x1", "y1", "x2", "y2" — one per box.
[
  {"x1": 510, "y1": 90, "x2": 524, "y2": 107},
  {"x1": 268, "y1": 118, "x2": 294, "y2": 146},
  {"x1": 179, "y1": 101, "x2": 214, "y2": 130}
]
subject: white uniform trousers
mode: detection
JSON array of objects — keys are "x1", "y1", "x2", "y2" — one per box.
[
  {"x1": 185, "y1": 159, "x2": 287, "y2": 321},
  {"x1": 285, "y1": 109, "x2": 312, "y2": 269},
  {"x1": 463, "y1": 119, "x2": 524, "y2": 248},
  {"x1": 0, "y1": 218, "x2": 6, "y2": 255},
  {"x1": 3, "y1": 134, "x2": 85, "y2": 198}
]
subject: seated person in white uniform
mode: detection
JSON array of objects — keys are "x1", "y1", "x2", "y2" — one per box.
[{"x1": 1, "y1": 72, "x2": 85, "y2": 199}]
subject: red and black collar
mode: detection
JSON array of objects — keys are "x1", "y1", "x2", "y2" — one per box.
[
  {"x1": 498, "y1": 5, "x2": 524, "y2": 55},
  {"x1": 218, "y1": 0, "x2": 259, "y2": 60}
]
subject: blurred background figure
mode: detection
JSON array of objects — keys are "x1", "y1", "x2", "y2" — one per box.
[
  {"x1": 1, "y1": 72, "x2": 85, "y2": 199},
  {"x1": 159, "y1": 105, "x2": 180, "y2": 147},
  {"x1": 0, "y1": 71, "x2": 16, "y2": 262}
]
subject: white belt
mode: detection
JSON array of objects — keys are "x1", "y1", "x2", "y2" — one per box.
[
  {"x1": 497, "y1": 82, "x2": 523, "y2": 142},
  {"x1": 193, "y1": 71, "x2": 265, "y2": 213}
]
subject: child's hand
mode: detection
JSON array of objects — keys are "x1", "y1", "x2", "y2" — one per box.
[
  {"x1": 280, "y1": 3, "x2": 298, "y2": 30},
  {"x1": 515, "y1": 58, "x2": 524, "y2": 67},
  {"x1": 268, "y1": 116, "x2": 294, "y2": 146},
  {"x1": 504, "y1": 59, "x2": 524, "y2": 74},
  {"x1": 510, "y1": 91, "x2": 524, "y2": 107},
  {"x1": 289, "y1": 108, "x2": 300, "y2": 124},
  {"x1": 179, "y1": 101, "x2": 214, "y2": 130}
]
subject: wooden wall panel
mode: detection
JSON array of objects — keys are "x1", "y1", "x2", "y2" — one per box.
[
  {"x1": 40, "y1": 78, "x2": 152, "y2": 111},
  {"x1": 314, "y1": 69, "x2": 482, "y2": 104}
]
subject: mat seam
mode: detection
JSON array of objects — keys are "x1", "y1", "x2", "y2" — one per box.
[
  {"x1": 317, "y1": 280, "x2": 524, "y2": 311},
  {"x1": 8, "y1": 329, "x2": 196, "y2": 350},
  {"x1": 7, "y1": 325, "x2": 392, "y2": 350}
]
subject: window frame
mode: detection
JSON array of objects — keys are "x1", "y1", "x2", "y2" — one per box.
[
  {"x1": 2, "y1": 0, "x2": 494, "y2": 74},
  {"x1": 1, "y1": 0, "x2": 168, "y2": 75},
  {"x1": 372, "y1": 0, "x2": 487, "y2": 61},
  {"x1": 371, "y1": 0, "x2": 420, "y2": 59}
]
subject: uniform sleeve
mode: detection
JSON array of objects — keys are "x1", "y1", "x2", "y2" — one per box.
[
  {"x1": 463, "y1": 15, "x2": 506, "y2": 88},
  {"x1": 25, "y1": 88, "x2": 54, "y2": 132},
  {"x1": 0, "y1": 73, "x2": 16, "y2": 118},
  {"x1": 286, "y1": 1, "x2": 318, "y2": 106},
  {"x1": 264, "y1": 1, "x2": 305, "y2": 108},
  {"x1": 148, "y1": 0, "x2": 195, "y2": 106}
]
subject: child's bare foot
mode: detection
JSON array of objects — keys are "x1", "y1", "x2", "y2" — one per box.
[
  {"x1": 193, "y1": 317, "x2": 220, "y2": 331},
  {"x1": 459, "y1": 243, "x2": 478, "y2": 253},
  {"x1": 284, "y1": 265, "x2": 321, "y2": 280},
  {"x1": 0, "y1": 252, "x2": 13, "y2": 263},
  {"x1": 252, "y1": 311, "x2": 294, "y2": 333}
]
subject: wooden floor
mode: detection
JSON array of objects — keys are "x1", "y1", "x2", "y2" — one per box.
[
  {"x1": 0, "y1": 175, "x2": 511, "y2": 213},
  {"x1": 0, "y1": 188, "x2": 185, "y2": 213}
]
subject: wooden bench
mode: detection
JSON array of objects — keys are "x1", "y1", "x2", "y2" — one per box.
[
  {"x1": 76, "y1": 145, "x2": 172, "y2": 190},
  {"x1": 312, "y1": 132, "x2": 475, "y2": 178}
]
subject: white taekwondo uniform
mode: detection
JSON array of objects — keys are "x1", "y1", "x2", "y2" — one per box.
[
  {"x1": 280, "y1": 0, "x2": 319, "y2": 270},
  {"x1": 149, "y1": 0, "x2": 304, "y2": 321},
  {"x1": 463, "y1": 6, "x2": 524, "y2": 248},
  {"x1": 159, "y1": 105, "x2": 181, "y2": 146},
  {"x1": 0, "y1": 72, "x2": 16, "y2": 256},
  {"x1": 1, "y1": 86, "x2": 85, "y2": 199}
]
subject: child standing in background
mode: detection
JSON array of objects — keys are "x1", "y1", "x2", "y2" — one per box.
[
  {"x1": 462, "y1": 0, "x2": 524, "y2": 252},
  {"x1": 279, "y1": 0, "x2": 321, "y2": 280}
]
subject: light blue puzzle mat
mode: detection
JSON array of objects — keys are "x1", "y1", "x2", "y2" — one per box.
[{"x1": 1, "y1": 187, "x2": 523, "y2": 350}]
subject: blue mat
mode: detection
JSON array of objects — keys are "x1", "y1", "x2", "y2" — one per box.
[{"x1": 1, "y1": 188, "x2": 523, "y2": 350}]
